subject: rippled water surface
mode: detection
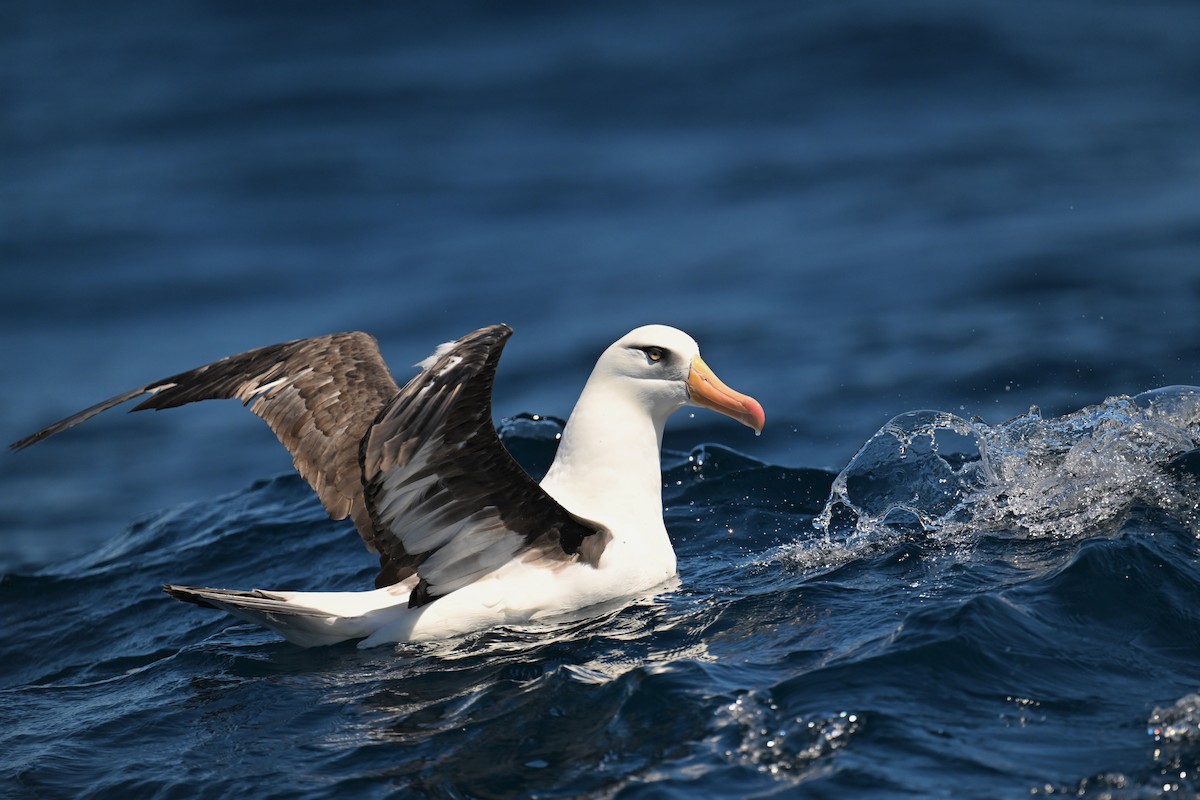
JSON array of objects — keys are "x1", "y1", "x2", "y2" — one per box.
[{"x1": 5, "y1": 1, "x2": 1200, "y2": 797}]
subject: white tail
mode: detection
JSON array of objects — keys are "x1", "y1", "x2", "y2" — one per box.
[{"x1": 163, "y1": 584, "x2": 408, "y2": 648}]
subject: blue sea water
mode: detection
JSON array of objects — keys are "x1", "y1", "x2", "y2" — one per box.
[{"x1": 5, "y1": 0, "x2": 1200, "y2": 796}]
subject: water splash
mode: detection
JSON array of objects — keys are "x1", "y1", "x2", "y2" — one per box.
[
  {"x1": 1039, "y1": 693, "x2": 1200, "y2": 797},
  {"x1": 815, "y1": 386, "x2": 1200, "y2": 543},
  {"x1": 718, "y1": 691, "x2": 862, "y2": 782},
  {"x1": 814, "y1": 409, "x2": 983, "y2": 536},
  {"x1": 1146, "y1": 693, "x2": 1200, "y2": 795},
  {"x1": 1150, "y1": 693, "x2": 1200, "y2": 746}
]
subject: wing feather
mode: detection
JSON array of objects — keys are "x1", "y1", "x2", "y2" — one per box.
[
  {"x1": 12, "y1": 325, "x2": 608, "y2": 608},
  {"x1": 360, "y1": 324, "x2": 608, "y2": 606},
  {"x1": 10, "y1": 333, "x2": 401, "y2": 548}
]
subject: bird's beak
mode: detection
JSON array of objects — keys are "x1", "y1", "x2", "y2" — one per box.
[{"x1": 687, "y1": 355, "x2": 766, "y2": 434}]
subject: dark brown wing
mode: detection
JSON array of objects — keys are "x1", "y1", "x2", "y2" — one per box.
[
  {"x1": 10, "y1": 332, "x2": 400, "y2": 548},
  {"x1": 360, "y1": 324, "x2": 608, "y2": 607}
]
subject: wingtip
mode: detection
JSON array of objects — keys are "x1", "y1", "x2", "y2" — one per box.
[
  {"x1": 9, "y1": 426, "x2": 59, "y2": 451},
  {"x1": 9, "y1": 435, "x2": 34, "y2": 452},
  {"x1": 477, "y1": 322, "x2": 514, "y2": 342},
  {"x1": 8, "y1": 386, "x2": 155, "y2": 453}
]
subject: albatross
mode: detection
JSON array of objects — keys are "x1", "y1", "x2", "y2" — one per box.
[{"x1": 11, "y1": 324, "x2": 764, "y2": 648}]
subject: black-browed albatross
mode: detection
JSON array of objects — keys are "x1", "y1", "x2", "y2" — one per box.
[{"x1": 11, "y1": 324, "x2": 765, "y2": 648}]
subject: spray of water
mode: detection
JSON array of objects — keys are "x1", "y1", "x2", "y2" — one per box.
[{"x1": 814, "y1": 386, "x2": 1200, "y2": 543}]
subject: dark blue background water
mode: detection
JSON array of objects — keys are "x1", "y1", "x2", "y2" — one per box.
[{"x1": 5, "y1": 1, "x2": 1200, "y2": 796}]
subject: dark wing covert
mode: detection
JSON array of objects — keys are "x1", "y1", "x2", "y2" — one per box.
[{"x1": 360, "y1": 323, "x2": 608, "y2": 607}]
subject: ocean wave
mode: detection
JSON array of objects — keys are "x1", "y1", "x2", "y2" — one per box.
[{"x1": 6, "y1": 397, "x2": 1200, "y2": 797}]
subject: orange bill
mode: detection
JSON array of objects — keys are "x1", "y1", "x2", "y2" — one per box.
[{"x1": 687, "y1": 355, "x2": 766, "y2": 434}]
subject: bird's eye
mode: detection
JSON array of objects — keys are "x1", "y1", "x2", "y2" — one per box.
[{"x1": 644, "y1": 347, "x2": 665, "y2": 363}]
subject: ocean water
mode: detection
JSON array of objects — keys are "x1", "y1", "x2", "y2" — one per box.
[{"x1": 5, "y1": 0, "x2": 1200, "y2": 797}]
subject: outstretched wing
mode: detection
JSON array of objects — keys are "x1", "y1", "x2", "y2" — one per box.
[
  {"x1": 10, "y1": 332, "x2": 401, "y2": 548},
  {"x1": 360, "y1": 324, "x2": 609, "y2": 607}
]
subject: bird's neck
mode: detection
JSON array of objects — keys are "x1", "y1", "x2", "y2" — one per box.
[{"x1": 539, "y1": 381, "x2": 670, "y2": 536}]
